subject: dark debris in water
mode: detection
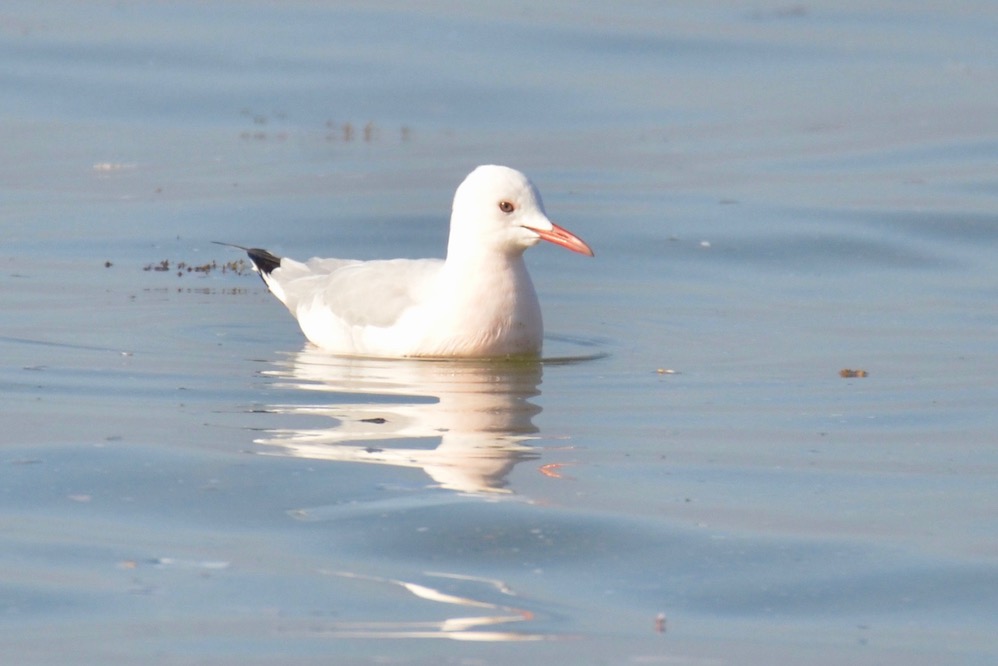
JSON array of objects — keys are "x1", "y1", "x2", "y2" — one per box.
[
  {"x1": 142, "y1": 258, "x2": 251, "y2": 276},
  {"x1": 142, "y1": 287, "x2": 250, "y2": 295},
  {"x1": 135, "y1": 257, "x2": 254, "y2": 295},
  {"x1": 237, "y1": 108, "x2": 412, "y2": 143}
]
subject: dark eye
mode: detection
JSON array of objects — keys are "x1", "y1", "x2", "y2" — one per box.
[{"x1": 498, "y1": 200, "x2": 515, "y2": 214}]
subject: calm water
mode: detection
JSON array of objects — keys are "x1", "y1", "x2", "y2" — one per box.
[{"x1": 2, "y1": 2, "x2": 997, "y2": 664}]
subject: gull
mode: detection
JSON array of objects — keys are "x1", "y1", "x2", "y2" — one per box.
[{"x1": 226, "y1": 165, "x2": 593, "y2": 358}]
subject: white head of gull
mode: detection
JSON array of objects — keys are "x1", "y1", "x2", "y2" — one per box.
[{"x1": 240, "y1": 165, "x2": 593, "y2": 358}]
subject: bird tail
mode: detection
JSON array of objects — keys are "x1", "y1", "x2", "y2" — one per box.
[
  {"x1": 245, "y1": 248, "x2": 283, "y2": 276},
  {"x1": 212, "y1": 241, "x2": 283, "y2": 276}
]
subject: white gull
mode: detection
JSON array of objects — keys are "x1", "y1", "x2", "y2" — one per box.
[{"x1": 234, "y1": 165, "x2": 593, "y2": 358}]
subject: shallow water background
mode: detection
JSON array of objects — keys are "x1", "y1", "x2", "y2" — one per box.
[{"x1": 3, "y1": 1, "x2": 997, "y2": 664}]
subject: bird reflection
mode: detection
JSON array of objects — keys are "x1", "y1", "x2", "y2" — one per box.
[
  {"x1": 306, "y1": 571, "x2": 551, "y2": 641},
  {"x1": 255, "y1": 346, "x2": 544, "y2": 494}
]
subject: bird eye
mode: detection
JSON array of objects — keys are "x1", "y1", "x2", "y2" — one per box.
[{"x1": 498, "y1": 200, "x2": 515, "y2": 214}]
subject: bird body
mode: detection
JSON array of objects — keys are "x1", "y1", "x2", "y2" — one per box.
[{"x1": 239, "y1": 165, "x2": 592, "y2": 358}]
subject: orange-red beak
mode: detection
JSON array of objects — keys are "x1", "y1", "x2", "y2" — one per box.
[{"x1": 532, "y1": 221, "x2": 594, "y2": 257}]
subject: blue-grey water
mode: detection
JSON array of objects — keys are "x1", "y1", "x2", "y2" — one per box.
[{"x1": 2, "y1": 2, "x2": 997, "y2": 664}]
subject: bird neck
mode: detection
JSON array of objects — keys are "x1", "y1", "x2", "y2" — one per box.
[
  {"x1": 428, "y1": 247, "x2": 542, "y2": 357},
  {"x1": 446, "y1": 229, "x2": 528, "y2": 265},
  {"x1": 444, "y1": 246, "x2": 528, "y2": 282}
]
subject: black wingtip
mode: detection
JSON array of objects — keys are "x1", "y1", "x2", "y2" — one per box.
[
  {"x1": 213, "y1": 241, "x2": 283, "y2": 278},
  {"x1": 245, "y1": 247, "x2": 283, "y2": 276}
]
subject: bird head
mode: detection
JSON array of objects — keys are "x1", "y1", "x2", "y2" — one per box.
[{"x1": 448, "y1": 165, "x2": 594, "y2": 260}]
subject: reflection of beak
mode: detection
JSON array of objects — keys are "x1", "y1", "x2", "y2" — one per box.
[{"x1": 524, "y1": 220, "x2": 595, "y2": 257}]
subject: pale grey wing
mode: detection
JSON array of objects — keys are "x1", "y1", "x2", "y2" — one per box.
[
  {"x1": 263, "y1": 257, "x2": 360, "y2": 313},
  {"x1": 303, "y1": 258, "x2": 444, "y2": 328}
]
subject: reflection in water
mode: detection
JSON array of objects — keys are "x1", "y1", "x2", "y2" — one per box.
[
  {"x1": 306, "y1": 571, "x2": 552, "y2": 641},
  {"x1": 256, "y1": 347, "x2": 545, "y2": 494},
  {"x1": 254, "y1": 348, "x2": 585, "y2": 641}
]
